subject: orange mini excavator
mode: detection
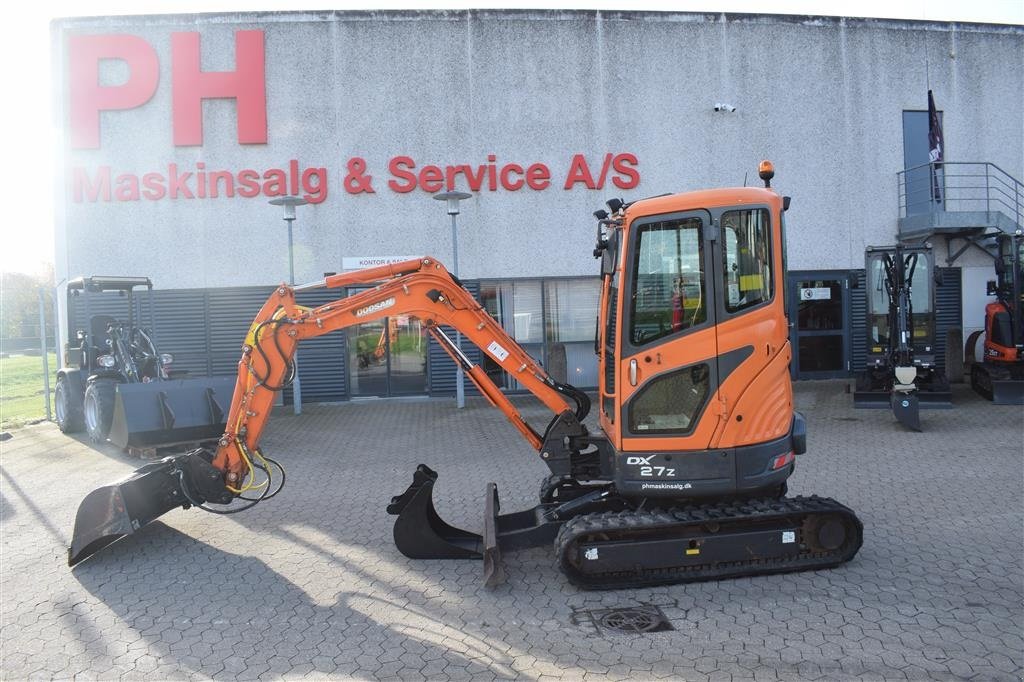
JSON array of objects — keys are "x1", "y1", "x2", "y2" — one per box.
[{"x1": 69, "y1": 163, "x2": 863, "y2": 589}]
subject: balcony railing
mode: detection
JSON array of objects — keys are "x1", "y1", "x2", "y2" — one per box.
[{"x1": 897, "y1": 161, "x2": 1022, "y2": 233}]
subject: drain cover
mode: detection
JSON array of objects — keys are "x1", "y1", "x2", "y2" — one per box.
[{"x1": 574, "y1": 604, "x2": 674, "y2": 634}]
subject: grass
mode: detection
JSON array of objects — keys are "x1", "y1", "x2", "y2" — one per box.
[{"x1": 0, "y1": 352, "x2": 57, "y2": 429}]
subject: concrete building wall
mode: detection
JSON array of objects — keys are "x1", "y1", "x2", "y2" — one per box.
[{"x1": 53, "y1": 11, "x2": 1024, "y2": 293}]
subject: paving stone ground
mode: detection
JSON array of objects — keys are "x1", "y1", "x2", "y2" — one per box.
[{"x1": 1, "y1": 380, "x2": 1022, "y2": 681}]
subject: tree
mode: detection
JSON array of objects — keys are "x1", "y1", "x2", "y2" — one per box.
[{"x1": 0, "y1": 267, "x2": 55, "y2": 344}]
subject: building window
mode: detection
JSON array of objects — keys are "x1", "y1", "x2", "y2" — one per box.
[
  {"x1": 545, "y1": 279, "x2": 601, "y2": 387},
  {"x1": 479, "y1": 277, "x2": 600, "y2": 390},
  {"x1": 480, "y1": 280, "x2": 544, "y2": 390}
]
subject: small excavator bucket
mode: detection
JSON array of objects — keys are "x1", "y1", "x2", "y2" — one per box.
[
  {"x1": 386, "y1": 465, "x2": 561, "y2": 587},
  {"x1": 69, "y1": 449, "x2": 230, "y2": 567},
  {"x1": 109, "y1": 377, "x2": 236, "y2": 450},
  {"x1": 890, "y1": 392, "x2": 921, "y2": 432}
]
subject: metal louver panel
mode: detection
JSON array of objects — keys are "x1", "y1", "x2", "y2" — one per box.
[
  {"x1": 933, "y1": 267, "x2": 962, "y2": 374},
  {"x1": 150, "y1": 289, "x2": 210, "y2": 376},
  {"x1": 850, "y1": 271, "x2": 867, "y2": 373},
  {"x1": 289, "y1": 289, "x2": 347, "y2": 403},
  {"x1": 68, "y1": 291, "x2": 133, "y2": 339},
  {"x1": 207, "y1": 287, "x2": 276, "y2": 377},
  {"x1": 428, "y1": 280, "x2": 483, "y2": 397}
]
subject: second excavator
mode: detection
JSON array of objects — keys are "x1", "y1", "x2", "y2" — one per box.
[{"x1": 69, "y1": 162, "x2": 863, "y2": 589}]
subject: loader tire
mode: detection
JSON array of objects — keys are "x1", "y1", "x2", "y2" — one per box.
[
  {"x1": 84, "y1": 380, "x2": 117, "y2": 444},
  {"x1": 55, "y1": 375, "x2": 85, "y2": 433}
]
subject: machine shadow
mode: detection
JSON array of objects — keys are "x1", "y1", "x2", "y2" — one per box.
[{"x1": 71, "y1": 523, "x2": 530, "y2": 679}]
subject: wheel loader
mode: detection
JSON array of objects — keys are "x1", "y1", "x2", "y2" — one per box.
[
  {"x1": 853, "y1": 244, "x2": 952, "y2": 430},
  {"x1": 964, "y1": 231, "x2": 1024, "y2": 405},
  {"x1": 54, "y1": 276, "x2": 235, "y2": 453},
  {"x1": 69, "y1": 163, "x2": 863, "y2": 589}
]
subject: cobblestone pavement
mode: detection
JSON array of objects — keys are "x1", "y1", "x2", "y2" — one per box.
[{"x1": 1, "y1": 381, "x2": 1022, "y2": 680}]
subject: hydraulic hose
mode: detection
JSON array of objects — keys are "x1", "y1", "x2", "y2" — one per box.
[{"x1": 553, "y1": 380, "x2": 591, "y2": 422}]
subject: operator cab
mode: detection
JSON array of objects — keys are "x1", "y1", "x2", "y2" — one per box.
[{"x1": 593, "y1": 163, "x2": 798, "y2": 499}]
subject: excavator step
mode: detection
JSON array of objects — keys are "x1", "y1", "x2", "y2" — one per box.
[{"x1": 554, "y1": 495, "x2": 863, "y2": 590}]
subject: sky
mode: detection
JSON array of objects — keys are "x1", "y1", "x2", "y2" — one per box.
[{"x1": 1, "y1": 0, "x2": 1020, "y2": 278}]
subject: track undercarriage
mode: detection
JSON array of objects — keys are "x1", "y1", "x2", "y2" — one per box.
[{"x1": 388, "y1": 464, "x2": 863, "y2": 590}]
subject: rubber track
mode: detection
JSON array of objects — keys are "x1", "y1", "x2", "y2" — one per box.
[{"x1": 555, "y1": 495, "x2": 863, "y2": 590}]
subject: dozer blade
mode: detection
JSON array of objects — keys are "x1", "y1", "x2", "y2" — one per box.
[
  {"x1": 108, "y1": 377, "x2": 236, "y2": 450},
  {"x1": 68, "y1": 449, "x2": 230, "y2": 567},
  {"x1": 991, "y1": 379, "x2": 1024, "y2": 405},
  {"x1": 891, "y1": 392, "x2": 921, "y2": 432}
]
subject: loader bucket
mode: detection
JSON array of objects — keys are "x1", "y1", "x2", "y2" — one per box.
[
  {"x1": 68, "y1": 449, "x2": 231, "y2": 567},
  {"x1": 108, "y1": 377, "x2": 236, "y2": 450}
]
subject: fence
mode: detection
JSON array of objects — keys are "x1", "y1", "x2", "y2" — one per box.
[{"x1": 0, "y1": 289, "x2": 58, "y2": 422}]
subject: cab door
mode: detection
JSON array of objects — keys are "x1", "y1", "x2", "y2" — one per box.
[{"x1": 616, "y1": 210, "x2": 722, "y2": 453}]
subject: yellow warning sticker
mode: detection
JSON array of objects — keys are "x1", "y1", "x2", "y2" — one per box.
[{"x1": 739, "y1": 274, "x2": 763, "y2": 291}]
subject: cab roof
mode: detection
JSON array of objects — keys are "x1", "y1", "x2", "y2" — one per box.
[
  {"x1": 67, "y1": 276, "x2": 153, "y2": 292},
  {"x1": 626, "y1": 186, "x2": 781, "y2": 219}
]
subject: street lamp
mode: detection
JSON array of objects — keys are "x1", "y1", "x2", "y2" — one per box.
[
  {"x1": 269, "y1": 195, "x2": 309, "y2": 415},
  {"x1": 433, "y1": 190, "x2": 472, "y2": 408}
]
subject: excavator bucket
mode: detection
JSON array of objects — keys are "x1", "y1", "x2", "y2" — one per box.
[
  {"x1": 108, "y1": 377, "x2": 236, "y2": 450},
  {"x1": 890, "y1": 393, "x2": 921, "y2": 432},
  {"x1": 386, "y1": 465, "x2": 560, "y2": 587},
  {"x1": 69, "y1": 449, "x2": 231, "y2": 566}
]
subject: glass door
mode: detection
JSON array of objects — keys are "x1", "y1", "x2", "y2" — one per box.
[
  {"x1": 387, "y1": 315, "x2": 427, "y2": 395},
  {"x1": 789, "y1": 274, "x2": 850, "y2": 379},
  {"x1": 347, "y1": 290, "x2": 428, "y2": 397},
  {"x1": 348, "y1": 317, "x2": 389, "y2": 397}
]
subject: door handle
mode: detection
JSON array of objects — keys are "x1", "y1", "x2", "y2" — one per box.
[{"x1": 629, "y1": 359, "x2": 638, "y2": 386}]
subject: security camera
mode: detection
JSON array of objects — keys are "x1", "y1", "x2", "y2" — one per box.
[{"x1": 714, "y1": 103, "x2": 736, "y2": 113}]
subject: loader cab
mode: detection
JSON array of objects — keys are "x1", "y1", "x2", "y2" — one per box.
[
  {"x1": 65, "y1": 276, "x2": 163, "y2": 380},
  {"x1": 596, "y1": 184, "x2": 792, "y2": 473}
]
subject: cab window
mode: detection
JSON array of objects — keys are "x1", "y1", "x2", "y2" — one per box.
[
  {"x1": 629, "y1": 217, "x2": 706, "y2": 346},
  {"x1": 721, "y1": 209, "x2": 772, "y2": 313}
]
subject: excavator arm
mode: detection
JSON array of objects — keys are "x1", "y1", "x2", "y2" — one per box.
[{"x1": 212, "y1": 256, "x2": 589, "y2": 488}]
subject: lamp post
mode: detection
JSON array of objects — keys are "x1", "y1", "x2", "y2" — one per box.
[
  {"x1": 432, "y1": 190, "x2": 472, "y2": 408},
  {"x1": 269, "y1": 195, "x2": 309, "y2": 415}
]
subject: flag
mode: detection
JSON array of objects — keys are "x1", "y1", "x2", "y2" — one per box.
[{"x1": 927, "y1": 89, "x2": 944, "y2": 203}]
